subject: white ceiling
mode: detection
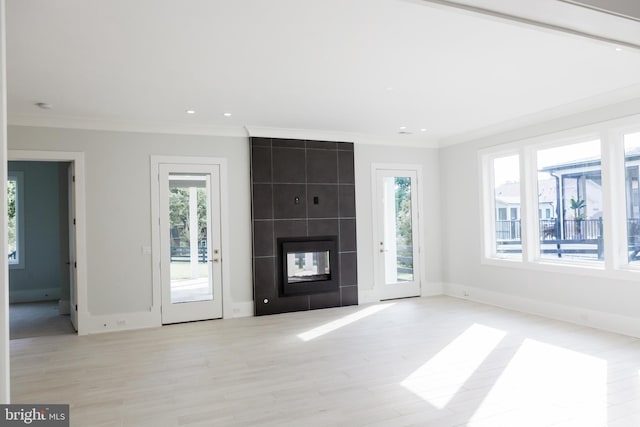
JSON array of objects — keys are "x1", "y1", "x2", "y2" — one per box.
[{"x1": 6, "y1": 0, "x2": 640, "y2": 146}]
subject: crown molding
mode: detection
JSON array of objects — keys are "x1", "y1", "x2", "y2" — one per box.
[
  {"x1": 415, "y1": 0, "x2": 640, "y2": 50},
  {"x1": 245, "y1": 126, "x2": 439, "y2": 148},
  {"x1": 8, "y1": 114, "x2": 249, "y2": 138},
  {"x1": 7, "y1": 115, "x2": 440, "y2": 148},
  {"x1": 439, "y1": 84, "x2": 640, "y2": 147}
]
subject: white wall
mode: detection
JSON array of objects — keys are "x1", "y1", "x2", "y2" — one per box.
[
  {"x1": 439, "y1": 98, "x2": 640, "y2": 337},
  {"x1": 8, "y1": 125, "x2": 253, "y2": 332},
  {"x1": 0, "y1": 0, "x2": 9, "y2": 403},
  {"x1": 6, "y1": 125, "x2": 444, "y2": 333},
  {"x1": 354, "y1": 143, "x2": 442, "y2": 302}
]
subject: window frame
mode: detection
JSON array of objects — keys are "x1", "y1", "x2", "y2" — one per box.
[
  {"x1": 8, "y1": 171, "x2": 25, "y2": 269},
  {"x1": 480, "y1": 149, "x2": 523, "y2": 262},
  {"x1": 529, "y1": 135, "x2": 605, "y2": 268},
  {"x1": 615, "y1": 125, "x2": 640, "y2": 273},
  {"x1": 480, "y1": 113, "x2": 640, "y2": 281}
]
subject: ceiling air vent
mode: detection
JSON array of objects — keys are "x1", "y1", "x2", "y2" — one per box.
[{"x1": 559, "y1": 0, "x2": 640, "y2": 22}]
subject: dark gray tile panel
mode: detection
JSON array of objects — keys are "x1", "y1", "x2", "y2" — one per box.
[
  {"x1": 252, "y1": 184, "x2": 273, "y2": 220},
  {"x1": 251, "y1": 146, "x2": 272, "y2": 183},
  {"x1": 307, "y1": 184, "x2": 339, "y2": 218},
  {"x1": 339, "y1": 219, "x2": 357, "y2": 252},
  {"x1": 340, "y1": 285, "x2": 359, "y2": 306},
  {"x1": 307, "y1": 149, "x2": 338, "y2": 184},
  {"x1": 308, "y1": 219, "x2": 339, "y2": 237},
  {"x1": 253, "y1": 221, "x2": 274, "y2": 257},
  {"x1": 273, "y1": 184, "x2": 306, "y2": 219},
  {"x1": 338, "y1": 150, "x2": 355, "y2": 184},
  {"x1": 306, "y1": 140, "x2": 337, "y2": 150},
  {"x1": 338, "y1": 185, "x2": 356, "y2": 218},
  {"x1": 274, "y1": 220, "x2": 307, "y2": 239}
]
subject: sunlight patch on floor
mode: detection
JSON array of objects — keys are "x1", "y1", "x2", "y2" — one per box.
[
  {"x1": 470, "y1": 338, "x2": 607, "y2": 426},
  {"x1": 401, "y1": 323, "x2": 506, "y2": 409},
  {"x1": 297, "y1": 303, "x2": 395, "y2": 342}
]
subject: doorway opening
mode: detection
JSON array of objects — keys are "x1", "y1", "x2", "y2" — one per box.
[
  {"x1": 7, "y1": 150, "x2": 86, "y2": 338},
  {"x1": 7, "y1": 161, "x2": 76, "y2": 339}
]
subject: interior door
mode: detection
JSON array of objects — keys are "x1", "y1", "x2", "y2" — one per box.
[
  {"x1": 68, "y1": 163, "x2": 78, "y2": 331},
  {"x1": 159, "y1": 163, "x2": 223, "y2": 324},
  {"x1": 375, "y1": 169, "x2": 421, "y2": 300}
]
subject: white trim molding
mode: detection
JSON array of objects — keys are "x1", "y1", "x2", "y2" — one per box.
[{"x1": 444, "y1": 282, "x2": 640, "y2": 339}]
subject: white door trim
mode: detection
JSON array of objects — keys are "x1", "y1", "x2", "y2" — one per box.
[
  {"x1": 8, "y1": 150, "x2": 88, "y2": 335},
  {"x1": 371, "y1": 163, "x2": 426, "y2": 300},
  {"x1": 150, "y1": 155, "x2": 232, "y2": 320}
]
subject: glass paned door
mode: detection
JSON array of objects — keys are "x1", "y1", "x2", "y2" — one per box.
[
  {"x1": 375, "y1": 169, "x2": 421, "y2": 299},
  {"x1": 159, "y1": 164, "x2": 222, "y2": 324}
]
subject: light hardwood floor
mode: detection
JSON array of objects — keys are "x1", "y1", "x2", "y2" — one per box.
[{"x1": 10, "y1": 296, "x2": 640, "y2": 426}]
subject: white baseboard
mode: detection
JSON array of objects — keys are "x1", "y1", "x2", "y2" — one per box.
[
  {"x1": 231, "y1": 301, "x2": 254, "y2": 318},
  {"x1": 9, "y1": 287, "x2": 61, "y2": 304},
  {"x1": 85, "y1": 311, "x2": 160, "y2": 335},
  {"x1": 358, "y1": 289, "x2": 379, "y2": 304},
  {"x1": 421, "y1": 282, "x2": 444, "y2": 297},
  {"x1": 444, "y1": 282, "x2": 640, "y2": 339},
  {"x1": 359, "y1": 282, "x2": 444, "y2": 304},
  {"x1": 84, "y1": 301, "x2": 256, "y2": 335}
]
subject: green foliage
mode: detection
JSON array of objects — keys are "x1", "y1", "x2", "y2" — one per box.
[
  {"x1": 169, "y1": 187, "x2": 207, "y2": 246},
  {"x1": 7, "y1": 179, "x2": 15, "y2": 219},
  {"x1": 7, "y1": 179, "x2": 16, "y2": 252},
  {"x1": 395, "y1": 177, "x2": 413, "y2": 267},
  {"x1": 570, "y1": 197, "x2": 586, "y2": 220}
]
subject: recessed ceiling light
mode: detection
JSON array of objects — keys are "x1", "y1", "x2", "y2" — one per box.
[
  {"x1": 386, "y1": 86, "x2": 394, "y2": 91},
  {"x1": 185, "y1": 109, "x2": 196, "y2": 114},
  {"x1": 420, "y1": 128, "x2": 428, "y2": 132},
  {"x1": 35, "y1": 102, "x2": 52, "y2": 110},
  {"x1": 223, "y1": 112, "x2": 232, "y2": 117},
  {"x1": 399, "y1": 126, "x2": 407, "y2": 130},
  {"x1": 615, "y1": 47, "x2": 623, "y2": 52}
]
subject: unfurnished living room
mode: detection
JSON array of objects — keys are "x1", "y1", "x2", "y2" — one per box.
[{"x1": 2, "y1": 0, "x2": 640, "y2": 426}]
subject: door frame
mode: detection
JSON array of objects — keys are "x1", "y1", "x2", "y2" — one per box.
[
  {"x1": 8, "y1": 150, "x2": 88, "y2": 335},
  {"x1": 150, "y1": 156, "x2": 231, "y2": 320},
  {"x1": 371, "y1": 163, "x2": 426, "y2": 300}
]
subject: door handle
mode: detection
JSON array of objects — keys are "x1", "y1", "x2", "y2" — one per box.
[{"x1": 210, "y1": 258, "x2": 220, "y2": 263}]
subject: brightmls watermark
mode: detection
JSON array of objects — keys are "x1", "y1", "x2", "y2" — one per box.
[{"x1": 1, "y1": 405, "x2": 69, "y2": 426}]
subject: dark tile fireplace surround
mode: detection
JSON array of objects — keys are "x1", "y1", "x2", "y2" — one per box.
[{"x1": 251, "y1": 137, "x2": 358, "y2": 316}]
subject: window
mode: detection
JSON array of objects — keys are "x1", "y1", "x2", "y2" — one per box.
[
  {"x1": 536, "y1": 140, "x2": 603, "y2": 262},
  {"x1": 8, "y1": 171, "x2": 24, "y2": 268},
  {"x1": 497, "y1": 208, "x2": 507, "y2": 220},
  {"x1": 491, "y1": 155, "x2": 521, "y2": 259},
  {"x1": 481, "y1": 116, "x2": 640, "y2": 275},
  {"x1": 624, "y1": 131, "x2": 640, "y2": 264}
]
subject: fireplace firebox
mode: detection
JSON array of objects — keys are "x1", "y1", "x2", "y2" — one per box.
[{"x1": 279, "y1": 236, "x2": 339, "y2": 296}]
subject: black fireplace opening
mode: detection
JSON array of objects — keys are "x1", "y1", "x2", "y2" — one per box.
[{"x1": 278, "y1": 236, "x2": 339, "y2": 296}]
